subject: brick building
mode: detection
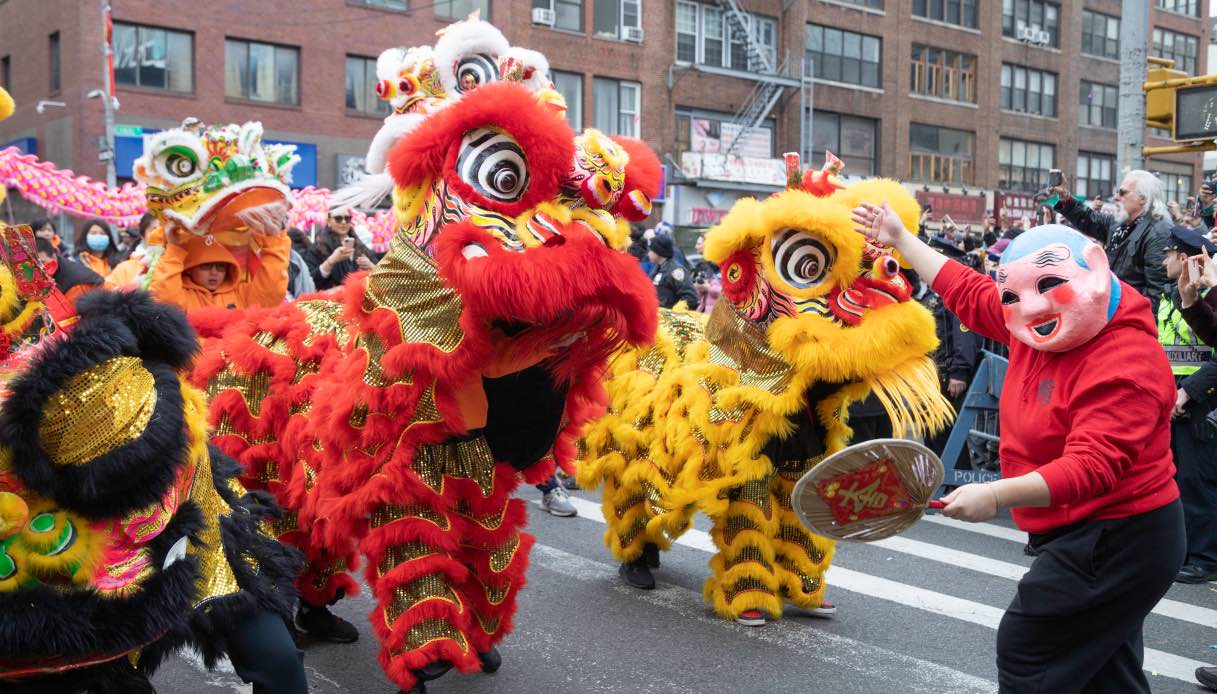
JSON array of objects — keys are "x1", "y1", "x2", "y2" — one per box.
[{"x1": 0, "y1": 0, "x2": 1210, "y2": 235}]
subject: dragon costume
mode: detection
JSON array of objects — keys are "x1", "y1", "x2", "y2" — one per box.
[
  {"x1": 0, "y1": 224, "x2": 300, "y2": 694},
  {"x1": 187, "y1": 17, "x2": 661, "y2": 693},
  {"x1": 577, "y1": 158, "x2": 954, "y2": 623}
]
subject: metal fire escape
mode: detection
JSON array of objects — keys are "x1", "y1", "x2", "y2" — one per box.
[{"x1": 717, "y1": 0, "x2": 786, "y2": 157}]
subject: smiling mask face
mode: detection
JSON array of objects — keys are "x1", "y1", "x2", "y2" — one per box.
[{"x1": 997, "y1": 225, "x2": 1118, "y2": 352}]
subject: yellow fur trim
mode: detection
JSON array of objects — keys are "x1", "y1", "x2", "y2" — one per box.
[
  {"x1": 0, "y1": 86, "x2": 13, "y2": 122},
  {"x1": 0, "y1": 265, "x2": 24, "y2": 325}
]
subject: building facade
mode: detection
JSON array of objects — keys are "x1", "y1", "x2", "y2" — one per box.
[{"x1": 0, "y1": 0, "x2": 1209, "y2": 233}]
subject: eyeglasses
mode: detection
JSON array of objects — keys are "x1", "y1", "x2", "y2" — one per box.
[
  {"x1": 331, "y1": 216, "x2": 351, "y2": 223},
  {"x1": 1115, "y1": 188, "x2": 1129, "y2": 197}
]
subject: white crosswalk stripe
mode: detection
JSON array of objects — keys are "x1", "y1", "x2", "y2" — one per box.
[{"x1": 540, "y1": 494, "x2": 1216, "y2": 687}]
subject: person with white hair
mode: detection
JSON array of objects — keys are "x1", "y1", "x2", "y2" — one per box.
[{"x1": 1051, "y1": 170, "x2": 1173, "y2": 313}]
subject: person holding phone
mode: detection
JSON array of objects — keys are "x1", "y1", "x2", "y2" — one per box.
[{"x1": 304, "y1": 210, "x2": 377, "y2": 291}]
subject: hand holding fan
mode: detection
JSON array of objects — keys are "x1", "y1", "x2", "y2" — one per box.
[{"x1": 791, "y1": 438, "x2": 945, "y2": 542}]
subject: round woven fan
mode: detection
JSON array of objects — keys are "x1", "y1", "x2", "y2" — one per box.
[{"x1": 791, "y1": 438, "x2": 945, "y2": 542}]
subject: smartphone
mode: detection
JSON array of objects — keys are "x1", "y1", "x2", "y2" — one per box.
[
  {"x1": 1188, "y1": 257, "x2": 1201, "y2": 285},
  {"x1": 342, "y1": 237, "x2": 355, "y2": 249},
  {"x1": 1047, "y1": 169, "x2": 1063, "y2": 188}
]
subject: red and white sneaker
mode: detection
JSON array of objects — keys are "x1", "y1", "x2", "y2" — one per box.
[
  {"x1": 735, "y1": 609, "x2": 767, "y2": 627},
  {"x1": 808, "y1": 600, "x2": 836, "y2": 618}
]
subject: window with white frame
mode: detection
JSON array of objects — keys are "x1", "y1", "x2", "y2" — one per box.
[
  {"x1": 593, "y1": 77, "x2": 640, "y2": 137},
  {"x1": 1081, "y1": 11, "x2": 1119, "y2": 59},
  {"x1": 999, "y1": 137, "x2": 1055, "y2": 192},
  {"x1": 806, "y1": 24, "x2": 882, "y2": 89},
  {"x1": 1000, "y1": 64, "x2": 1057, "y2": 117},
  {"x1": 1152, "y1": 28, "x2": 1199, "y2": 75},
  {"x1": 360, "y1": 0, "x2": 407, "y2": 9},
  {"x1": 1157, "y1": 0, "x2": 1199, "y2": 16},
  {"x1": 1078, "y1": 81, "x2": 1117, "y2": 129},
  {"x1": 224, "y1": 38, "x2": 299, "y2": 105},
  {"x1": 551, "y1": 70, "x2": 583, "y2": 130},
  {"x1": 593, "y1": 0, "x2": 641, "y2": 40},
  {"x1": 1151, "y1": 160, "x2": 1195, "y2": 204},
  {"x1": 1075, "y1": 152, "x2": 1115, "y2": 199},
  {"x1": 435, "y1": 0, "x2": 491, "y2": 20},
  {"x1": 674, "y1": 1, "x2": 776, "y2": 73},
  {"x1": 532, "y1": 0, "x2": 583, "y2": 32},
  {"x1": 346, "y1": 55, "x2": 388, "y2": 115},
  {"x1": 1002, "y1": 0, "x2": 1060, "y2": 48},
  {"x1": 113, "y1": 22, "x2": 194, "y2": 93}
]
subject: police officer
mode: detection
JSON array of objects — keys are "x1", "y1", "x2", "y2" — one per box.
[
  {"x1": 1159, "y1": 225, "x2": 1217, "y2": 584},
  {"x1": 649, "y1": 235, "x2": 698, "y2": 309}
]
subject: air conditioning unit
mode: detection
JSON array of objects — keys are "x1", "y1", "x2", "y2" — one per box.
[
  {"x1": 531, "y1": 7, "x2": 555, "y2": 26},
  {"x1": 1016, "y1": 25, "x2": 1035, "y2": 41},
  {"x1": 1035, "y1": 30, "x2": 1050, "y2": 45},
  {"x1": 623, "y1": 26, "x2": 644, "y2": 43}
]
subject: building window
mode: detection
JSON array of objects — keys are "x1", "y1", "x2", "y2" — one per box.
[
  {"x1": 1075, "y1": 152, "x2": 1115, "y2": 199},
  {"x1": 1151, "y1": 161, "x2": 1194, "y2": 204},
  {"x1": 533, "y1": 0, "x2": 583, "y2": 32},
  {"x1": 1000, "y1": 64, "x2": 1057, "y2": 117},
  {"x1": 838, "y1": 0, "x2": 883, "y2": 7},
  {"x1": 593, "y1": 77, "x2": 640, "y2": 137},
  {"x1": 593, "y1": 0, "x2": 641, "y2": 40},
  {"x1": 999, "y1": 137, "x2": 1055, "y2": 193},
  {"x1": 910, "y1": 45, "x2": 976, "y2": 103},
  {"x1": 678, "y1": 110, "x2": 775, "y2": 158},
  {"x1": 1157, "y1": 0, "x2": 1199, "y2": 16},
  {"x1": 1080, "y1": 11, "x2": 1119, "y2": 60},
  {"x1": 805, "y1": 24, "x2": 882, "y2": 89},
  {"x1": 112, "y1": 23, "x2": 194, "y2": 93},
  {"x1": 435, "y1": 0, "x2": 490, "y2": 20},
  {"x1": 811, "y1": 111, "x2": 878, "y2": 176},
  {"x1": 49, "y1": 32, "x2": 60, "y2": 93},
  {"x1": 1078, "y1": 81, "x2": 1117, "y2": 129},
  {"x1": 1152, "y1": 28, "x2": 1199, "y2": 75},
  {"x1": 551, "y1": 70, "x2": 583, "y2": 130},
  {"x1": 1, "y1": 56, "x2": 10, "y2": 92},
  {"x1": 345, "y1": 56, "x2": 388, "y2": 116},
  {"x1": 1002, "y1": 0, "x2": 1060, "y2": 48},
  {"x1": 360, "y1": 0, "x2": 407, "y2": 9},
  {"x1": 912, "y1": 0, "x2": 978, "y2": 29},
  {"x1": 224, "y1": 39, "x2": 300, "y2": 106},
  {"x1": 909, "y1": 123, "x2": 974, "y2": 185},
  {"x1": 675, "y1": 2, "x2": 776, "y2": 73}
]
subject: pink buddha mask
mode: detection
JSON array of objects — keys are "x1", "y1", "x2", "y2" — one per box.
[{"x1": 996, "y1": 225, "x2": 1120, "y2": 352}]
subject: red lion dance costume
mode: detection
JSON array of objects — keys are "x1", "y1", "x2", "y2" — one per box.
[{"x1": 189, "y1": 17, "x2": 660, "y2": 694}]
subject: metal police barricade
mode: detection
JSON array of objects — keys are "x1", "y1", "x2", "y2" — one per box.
[{"x1": 938, "y1": 346, "x2": 1007, "y2": 494}]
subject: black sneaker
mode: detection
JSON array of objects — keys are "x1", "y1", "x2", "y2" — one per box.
[
  {"x1": 479, "y1": 647, "x2": 502, "y2": 673},
  {"x1": 295, "y1": 603, "x2": 359, "y2": 644},
  {"x1": 642, "y1": 542, "x2": 661, "y2": 569},
  {"x1": 1197, "y1": 666, "x2": 1217, "y2": 691},
  {"x1": 415, "y1": 660, "x2": 453, "y2": 682},
  {"x1": 619, "y1": 557, "x2": 655, "y2": 589},
  {"x1": 1176, "y1": 564, "x2": 1217, "y2": 584}
]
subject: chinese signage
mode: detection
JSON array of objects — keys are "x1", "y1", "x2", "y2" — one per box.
[
  {"x1": 995, "y1": 192, "x2": 1040, "y2": 223},
  {"x1": 673, "y1": 185, "x2": 750, "y2": 228},
  {"x1": 680, "y1": 151, "x2": 785, "y2": 187},
  {"x1": 914, "y1": 191, "x2": 987, "y2": 224}
]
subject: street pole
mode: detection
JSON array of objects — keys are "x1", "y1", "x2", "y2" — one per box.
[
  {"x1": 1116, "y1": 0, "x2": 1149, "y2": 176},
  {"x1": 99, "y1": 0, "x2": 116, "y2": 189}
]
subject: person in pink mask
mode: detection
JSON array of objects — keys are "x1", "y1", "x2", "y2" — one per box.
[{"x1": 852, "y1": 202, "x2": 1183, "y2": 694}]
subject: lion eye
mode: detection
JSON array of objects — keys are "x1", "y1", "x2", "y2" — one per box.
[
  {"x1": 770, "y1": 229, "x2": 833, "y2": 290},
  {"x1": 455, "y1": 54, "x2": 499, "y2": 93},
  {"x1": 457, "y1": 129, "x2": 528, "y2": 203}
]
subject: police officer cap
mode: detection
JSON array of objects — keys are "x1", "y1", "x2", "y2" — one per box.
[
  {"x1": 1167, "y1": 225, "x2": 1217, "y2": 256},
  {"x1": 648, "y1": 234, "x2": 675, "y2": 259}
]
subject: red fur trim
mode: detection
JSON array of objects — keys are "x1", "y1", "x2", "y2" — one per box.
[
  {"x1": 387, "y1": 82, "x2": 575, "y2": 219},
  {"x1": 610, "y1": 136, "x2": 663, "y2": 222}
]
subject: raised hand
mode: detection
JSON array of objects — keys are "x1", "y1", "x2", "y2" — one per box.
[{"x1": 850, "y1": 201, "x2": 909, "y2": 248}]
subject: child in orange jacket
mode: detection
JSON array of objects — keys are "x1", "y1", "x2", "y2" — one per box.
[{"x1": 150, "y1": 230, "x2": 290, "y2": 311}]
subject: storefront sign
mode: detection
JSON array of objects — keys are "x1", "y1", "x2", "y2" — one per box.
[
  {"x1": 680, "y1": 151, "x2": 785, "y2": 187},
  {"x1": 995, "y1": 192, "x2": 1040, "y2": 223},
  {"x1": 915, "y1": 191, "x2": 987, "y2": 224},
  {"x1": 336, "y1": 154, "x2": 369, "y2": 187},
  {"x1": 673, "y1": 185, "x2": 752, "y2": 228}
]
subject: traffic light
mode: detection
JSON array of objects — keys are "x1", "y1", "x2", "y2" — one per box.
[
  {"x1": 1174, "y1": 84, "x2": 1217, "y2": 141},
  {"x1": 1145, "y1": 60, "x2": 1187, "y2": 132}
]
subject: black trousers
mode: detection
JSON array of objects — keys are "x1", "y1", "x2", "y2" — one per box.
[
  {"x1": 1172, "y1": 417, "x2": 1217, "y2": 570},
  {"x1": 996, "y1": 500, "x2": 1184, "y2": 694},
  {"x1": 223, "y1": 610, "x2": 309, "y2": 694}
]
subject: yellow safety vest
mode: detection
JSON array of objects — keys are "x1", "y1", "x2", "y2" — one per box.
[{"x1": 1158, "y1": 295, "x2": 1211, "y2": 376}]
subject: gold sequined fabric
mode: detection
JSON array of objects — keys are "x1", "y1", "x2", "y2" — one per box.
[
  {"x1": 186, "y1": 446, "x2": 242, "y2": 608},
  {"x1": 413, "y1": 437, "x2": 496, "y2": 496},
  {"x1": 705, "y1": 300, "x2": 794, "y2": 396},
  {"x1": 363, "y1": 236, "x2": 464, "y2": 353},
  {"x1": 297, "y1": 300, "x2": 351, "y2": 348},
  {"x1": 39, "y1": 357, "x2": 156, "y2": 467}
]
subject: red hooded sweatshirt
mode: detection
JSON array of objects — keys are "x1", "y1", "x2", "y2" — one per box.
[{"x1": 933, "y1": 260, "x2": 1179, "y2": 534}]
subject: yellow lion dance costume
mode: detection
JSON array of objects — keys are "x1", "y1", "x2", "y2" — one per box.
[{"x1": 578, "y1": 158, "x2": 953, "y2": 624}]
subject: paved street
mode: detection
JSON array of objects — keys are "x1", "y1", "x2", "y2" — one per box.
[{"x1": 154, "y1": 489, "x2": 1217, "y2": 694}]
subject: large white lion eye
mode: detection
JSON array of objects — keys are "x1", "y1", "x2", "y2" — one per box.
[
  {"x1": 458, "y1": 129, "x2": 529, "y2": 203},
  {"x1": 771, "y1": 229, "x2": 833, "y2": 290},
  {"x1": 156, "y1": 145, "x2": 201, "y2": 183},
  {"x1": 456, "y1": 54, "x2": 499, "y2": 93}
]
